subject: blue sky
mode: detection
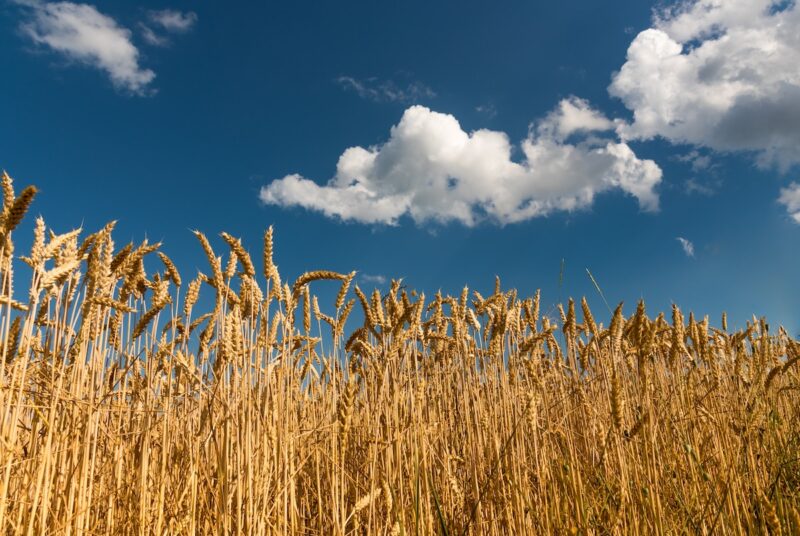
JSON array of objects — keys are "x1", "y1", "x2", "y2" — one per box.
[{"x1": 1, "y1": 0, "x2": 798, "y2": 332}]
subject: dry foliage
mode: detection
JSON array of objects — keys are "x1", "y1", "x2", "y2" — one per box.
[{"x1": 1, "y1": 171, "x2": 799, "y2": 535}]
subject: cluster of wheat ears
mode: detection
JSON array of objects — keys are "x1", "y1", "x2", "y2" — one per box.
[{"x1": 0, "y1": 171, "x2": 799, "y2": 535}]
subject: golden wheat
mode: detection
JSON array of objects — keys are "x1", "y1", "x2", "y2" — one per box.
[{"x1": 0, "y1": 173, "x2": 797, "y2": 535}]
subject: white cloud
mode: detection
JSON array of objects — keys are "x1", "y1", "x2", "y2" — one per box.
[
  {"x1": 475, "y1": 103, "x2": 498, "y2": 119},
  {"x1": 676, "y1": 149, "x2": 714, "y2": 173},
  {"x1": 675, "y1": 149, "x2": 720, "y2": 195},
  {"x1": 17, "y1": 1, "x2": 155, "y2": 94},
  {"x1": 140, "y1": 9, "x2": 197, "y2": 47},
  {"x1": 260, "y1": 100, "x2": 662, "y2": 226},
  {"x1": 684, "y1": 177, "x2": 716, "y2": 196},
  {"x1": 360, "y1": 273, "x2": 387, "y2": 285},
  {"x1": 610, "y1": 0, "x2": 800, "y2": 170},
  {"x1": 336, "y1": 76, "x2": 436, "y2": 103},
  {"x1": 147, "y1": 9, "x2": 197, "y2": 33},
  {"x1": 778, "y1": 182, "x2": 800, "y2": 223},
  {"x1": 539, "y1": 97, "x2": 614, "y2": 141},
  {"x1": 676, "y1": 236, "x2": 695, "y2": 257},
  {"x1": 139, "y1": 23, "x2": 167, "y2": 46}
]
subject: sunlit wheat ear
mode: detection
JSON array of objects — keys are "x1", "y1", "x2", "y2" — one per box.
[
  {"x1": 371, "y1": 288, "x2": 385, "y2": 327},
  {"x1": 581, "y1": 296, "x2": 598, "y2": 339},
  {"x1": 354, "y1": 284, "x2": 376, "y2": 329},
  {"x1": 2, "y1": 185, "x2": 37, "y2": 236},
  {"x1": 302, "y1": 285, "x2": 311, "y2": 334},
  {"x1": 224, "y1": 251, "x2": 238, "y2": 280},
  {"x1": 220, "y1": 232, "x2": 255, "y2": 277},
  {"x1": 335, "y1": 271, "x2": 355, "y2": 312},
  {"x1": 263, "y1": 225, "x2": 274, "y2": 280},
  {"x1": 609, "y1": 302, "x2": 624, "y2": 354},
  {"x1": 1, "y1": 316, "x2": 20, "y2": 362},
  {"x1": 1, "y1": 170, "x2": 14, "y2": 207},
  {"x1": 760, "y1": 495, "x2": 781, "y2": 535},
  {"x1": 183, "y1": 275, "x2": 202, "y2": 318},
  {"x1": 337, "y1": 379, "x2": 356, "y2": 448},
  {"x1": 353, "y1": 487, "x2": 381, "y2": 514},
  {"x1": 157, "y1": 252, "x2": 182, "y2": 287},
  {"x1": 193, "y1": 230, "x2": 223, "y2": 288},
  {"x1": 336, "y1": 298, "x2": 355, "y2": 339},
  {"x1": 90, "y1": 295, "x2": 136, "y2": 314},
  {"x1": 292, "y1": 270, "x2": 346, "y2": 300}
]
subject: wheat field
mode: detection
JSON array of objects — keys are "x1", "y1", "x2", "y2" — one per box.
[{"x1": 0, "y1": 171, "x2": 799, "y2": 535}]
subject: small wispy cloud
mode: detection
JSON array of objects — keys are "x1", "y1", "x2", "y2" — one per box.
[
  {"x1": 675, "y1": 150, "x2": 720, "y2": 196},
  {"x1": 336, "y1": 75, "x2": 435, "y2": 104},
  {"x1": 676, "y1": 237, "x2": 695, "y2": 257},
  {"x1": 475, "y1": 103, "x2": 497, "y2": 119},
  {"x1": 147, "y1": 9, "x2": 196, "y2": 32},
  {"x1": 139, "y1": 23, "x2": 166, "y2": 46},
  {"x1": 360, "y1": 273, "x2": 387, "y2": 285},
  {"x1": 684, "y1": 178, "x2": 716, "y2": 197},
  {"x1": 676, "y1": 150, "x2": 715, "y2": 173},
  {"x1": 141, "y1": 9, "x2": 196, "y2": 46},
  {"x1": 778, "y1": 182, "x2": 800, "y2": 224}
]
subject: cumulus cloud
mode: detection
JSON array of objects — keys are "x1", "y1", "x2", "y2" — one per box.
[
  {"x1": 336, "y1": 76, "x2": 436, "y2": 103},
  {"x1": 778, "y1": 183, "x2": 800, "y2": 223},
  {"x1": 260, "y1": 98, "x2": 662, "y2": 226},
  {"x1": 676, "y1": 236, "x2": 695, "y2": 257},
  {"x1": 16, "y1": 0, "x2": 155, "y2": 94},
  {"x1": 609, "y1": 0, "x2": 800, "y2": 170}
]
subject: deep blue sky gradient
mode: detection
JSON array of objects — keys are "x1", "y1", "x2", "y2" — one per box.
[{"x1": 0, "y1": 0, "x2": 797, "y2": 332}]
